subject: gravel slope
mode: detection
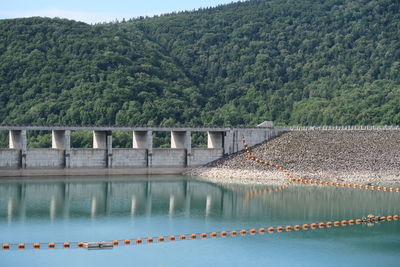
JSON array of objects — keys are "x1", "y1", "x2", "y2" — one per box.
[{"x1": 186, "y1": 130, "x2": 400, "y2": 185}]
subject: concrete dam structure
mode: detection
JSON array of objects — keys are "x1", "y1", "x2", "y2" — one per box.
[{"x1": 0, "y1": 125, "x2": 284, "y2": 172}]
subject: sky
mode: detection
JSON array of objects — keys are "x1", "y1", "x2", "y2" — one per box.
[{"x1": 0, "y1": 0, "x2": 241, "y2": 24}]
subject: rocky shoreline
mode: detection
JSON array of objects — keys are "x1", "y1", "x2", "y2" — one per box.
[{"x1": 185, "y1": 130, "x2": 400, "y2": 186}]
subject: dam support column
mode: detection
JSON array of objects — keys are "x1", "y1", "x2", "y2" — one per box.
[
  {"x1": 52, "y1": 130, "x2": 71, "y2": 168},
  {"x1": 93, "y1": 131, "x2": 112, "y2": 168},
  {"x1": 223, "y1": 130, "x2": 234, "y2": 155},
  {"x1": 9, "y1": 130, "x2": 27, "y2": 169},
  {"x1": 133, "y1": 131, "x2": 153, "y2": 167},
  {"x1": 208, "y1": 131, "x2": 224, "y2": 149},
  {"x1": 171, "y1": 131, "x2": 192, "y2": 166}
]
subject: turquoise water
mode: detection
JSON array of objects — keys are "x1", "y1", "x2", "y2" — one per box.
[{"x1": 0, "y1": 175, "x2": 399, "y2": 266}]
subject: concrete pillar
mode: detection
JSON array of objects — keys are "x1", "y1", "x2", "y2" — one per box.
[
  {"x1": 107, "y1": 133, "x2": 112, "y2": 168},
  {"x1": 224, "y1": 130, "x2": 234, "y2": 155},
  {"x1": 171, "y1": 131, "x2": 186, "y2": 148},
  {"x1": 65, "y1": 130, "x2": 71, "y2": 168},
  {"x1": 133, "y1": 131, "x2": 148, "y2": 148},
  {"x1": 93, "y1": 131, "x2": 107, "y2": 149},
  {"x1": 134, "y1": 131, "x2": 153, "y2": 167},
  {"x1": 171, "y1": 131, "x2": 192, "y2": 166},
  {"x1": 9, "y1": 130, "x2": 27, "y2": 168},
  {"x1": 93, "y1": 131, "x2": 112, "y2": 168},
  {"x1": 9, "y1": 130, "x2": 27, "y2": 150},
  {"x1": 52, "y1": 130, "x2": 71, "y2": 168},
  {"x1": 185, "y1": 131, "x2": 192, "y2": 166},
  {"x1": 207, "y1": 131, "x2": 223, "y2": 148},
  {"x1": 52, "y1": 130, "x2": 68, "y2": 149}
]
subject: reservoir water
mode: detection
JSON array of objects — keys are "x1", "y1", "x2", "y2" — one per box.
[{"x1": 0, "y1": 175, "x2": 399, "y2": 266}]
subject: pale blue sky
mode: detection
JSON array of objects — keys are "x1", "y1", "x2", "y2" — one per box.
[{"x1": 0, "y1": 0, "x2": 241, "y2": 24}]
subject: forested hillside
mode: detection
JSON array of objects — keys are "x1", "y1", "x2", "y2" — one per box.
[{"x1": 1, "y1": 0, "x2": 400, "y2": 128}]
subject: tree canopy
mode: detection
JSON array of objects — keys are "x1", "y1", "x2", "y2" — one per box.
[{"x1": 0, "y1": 0, "x2": 399, "y2": 131}]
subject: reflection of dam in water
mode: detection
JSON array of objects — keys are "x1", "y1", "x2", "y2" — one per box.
[
  {"x1": 0, "y1": 177, "x2": 231, "y2": 221},
  {"x1": 0, "y1": 177, "x2": 399, "y2": 223}
]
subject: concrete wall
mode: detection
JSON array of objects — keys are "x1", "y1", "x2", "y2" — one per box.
[
  {"x1": 0, "y1": 126, "x2": 286, "y2": 170},
  {"x1": 151, "y1": 149, "x2": 186, "y2": 167},
  {"x1": 25, "y1": 149, "x2": 64, "y2": 169},
  {"x1": 69, "y1": 149, "x2": 107, "y2": 168},
  {"x1": 0, "y1": 149, "x2": 20, "y2": 169},
  {"x1": 190, "y1": 148, "x2": 224, "y2": 167},
  {"x1": 112, "y1": 149, "x2": 147, "y2": 168},
  {"x1": 227, "y1": 128, "x2": 285, "y2": 153}
]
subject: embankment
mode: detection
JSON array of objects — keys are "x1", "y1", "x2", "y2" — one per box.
[{"x1": 186, "y1": 130, "x2": 400, "y2": 185}]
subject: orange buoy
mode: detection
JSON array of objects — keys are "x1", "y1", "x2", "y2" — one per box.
[
  {"x1": 310, "y1": 223, "x2": 317, "y2": 229},
  {"x1": 353, "y1": 184, "x2": 358, "y2": 189},
  {"x1": 63, "y1": 242, "x2": 70, "y2": 248},
  {"x1": 389, "y1": 188, "x2": 393, "y2": 192},
  {"x1": 302, "y1": 224, "x2": 309, "y2": 230},
  {"x1": 347, "y1": 184, "x2": 352, "y2": 188},
  {"x1": 276, "y1": 226, "x2": 283, "y2": 232},
  {"x1": 18, "y1": 243, "x2": 25, "y2": 249},
  {"x1": 169, "y1": 236, "x2": 176, "y2": 241},
  {"x1": 180, "y1": 235, "x2": 186, "y2": 240},
  {"x1": 293, "y1": 225, "x2": 300, "y2": 231},
  {"x1": 33, "y1": 243, "x2": 40, "y2": 249},
  {"x1": 285, "y1": 226, "x2": 292, "y2": 231},
  {"x1": 396, "y1": 188, "x2": 400, "y2": 192},
  {"x1": 383, "y1": 187, "x2": 387, "y2": 191},
  {"x1": 112, "y1": 240, "x2": 119, "y2": 246},
  {"x1": 240, "y1": 230, "x2": 247, "y2": 236},
  {"x1": 318, "y1": 222, "x2": 325, "y2": 228},
  {"x1": 190, "y1": 234, "x2": 197, "y2": 240},
  {"x1": 377, "y1": 186, "x2": 381, "y2": 191},
  {"x1": 210, "y1": 232, "x2": 217, "y2": 238},
  {"x1": 370, "y1": 186, "x2": 375, "y2": 190},
  {"x1": 230, "y1": 230, "x2": 237, "y2": 236},
  {"x1": 341, "y1": 220, "x2": 347, "y2": 226},
  {"x1": 348, "y1": 220, "x2": 355, "y2": 225},
  {"x1": 250, "y1": 229, "x2": 256, "y2": 235},
  {"x1": 379, "y1": 216, "x2": 386, "y2": 221},
  {"x1": 220, "y1": 231, "x2": 227, "y2": 237},
  {"x1": 147, "y1": 237, "x2": 154, "y2": 243},
  {"x1": 158, "y1": 237, "x2": 165, "y2": 242},
  {"x1": 387, "y1": 216, "x2": 393, "y2": 221},
  {"x1": 2, "y1": 244, "x2": 10, "y2": 250},
  {"x1": 355, "y1": 219, "x2": 362, "y2": 224},
  {"x1": 359, "y1": 185, "x2": 364, "y2": 189},
  {"x1": 136, "y1": 238, "x2": 142, "y2": 244},
  {"x1": 200, "y1": 233, "x2": 207, "y2": 239},
  {"x1": 78, "y1": 242, "x2": 84, "y2": 248},
  {"x1": 267, "y1": 227, "x2": 274, "y2": 233},
  {"x1": 124, "y1": 239, "x2": 131, "y2": 245},
  {"x1": 326, "y1": 221, "x2": 333, "y2": 227},
  {"x1": 259, "y1": 228, "x2": 265, "y2": 233},
  {"x1": 48, "y1": 243, "x2": 55, "y2": 249},
  {"x1": 333, "y1": 221, "x2": 340, "y2": 227},
  {"x1": 393, "y1": 215, "x2": 399, "y2": 220}
]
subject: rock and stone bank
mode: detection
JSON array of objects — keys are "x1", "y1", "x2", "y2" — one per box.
[{"x1": 186, "y1": 130, "x2": 400, "y2": 186}]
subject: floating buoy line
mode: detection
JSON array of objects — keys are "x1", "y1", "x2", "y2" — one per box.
[{"x1": 2, "y1": 140, "x2": 399, "y2": 251}]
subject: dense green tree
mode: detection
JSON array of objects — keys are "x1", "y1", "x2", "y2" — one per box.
[{"x1": 0, "y1": 0, "x2": 399, "y2": 144}]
